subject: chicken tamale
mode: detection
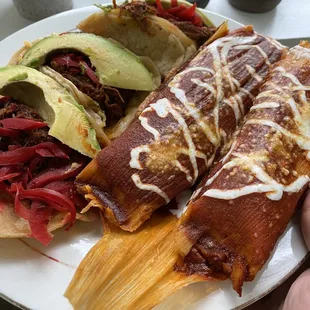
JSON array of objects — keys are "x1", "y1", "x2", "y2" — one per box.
[
  {"x1": 177, "y1": 42, "x2": 310, "y2": 295},
  {"x1": 76, "y1": 26, "x2": 285, "y2": 231}
]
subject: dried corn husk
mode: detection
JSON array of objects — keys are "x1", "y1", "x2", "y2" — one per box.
[{"x1": 65, "y1": 212, "x2": 213, "y2": 309}]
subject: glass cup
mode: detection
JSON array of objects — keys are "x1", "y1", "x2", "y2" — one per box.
[{"x1": 228, "y1": 0, "x2": 282, "y2": 13}]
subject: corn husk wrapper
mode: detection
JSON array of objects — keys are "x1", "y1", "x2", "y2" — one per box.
[{"x1": 65, "y1": 212, "x2": 217, "y2": 309}]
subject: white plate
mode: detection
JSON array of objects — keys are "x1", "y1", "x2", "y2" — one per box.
[{"x1": 0, "y1": 5, "x2": 308, "y2": 310}]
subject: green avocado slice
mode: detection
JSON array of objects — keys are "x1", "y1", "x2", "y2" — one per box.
[
  {"x1": 20, "y1": 33, "x2": 157, "y2": 91},
  {"x1": 0, "y1": 65, "x2": 100, "y2": 158}
]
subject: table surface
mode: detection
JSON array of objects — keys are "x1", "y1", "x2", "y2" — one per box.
[
  {"x1": 0, "y1": 0, "x2": 309, "y2": 309},
  {"x1": 0, "y1": 0, "x2": 310, "y2": 41}
]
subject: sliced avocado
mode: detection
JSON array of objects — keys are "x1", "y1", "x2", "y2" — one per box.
[
  {"x1": 20, "y1": 33, "x2": 157, "y2": 91},
  {"x1": 0, "y1": 65, "x2": 100, "y2": 158}
]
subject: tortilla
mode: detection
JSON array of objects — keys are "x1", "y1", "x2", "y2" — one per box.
[
  {"x1": 77, "y1": 8, "x2": 197, "y2": 77},
  {"x1": 104, "y1": 91, "x2": 149, "y2": 140},
  {"x1": 0, "y1": 193, "x2": 96, "y2": 239},
  {"x1": 8, "y1": 39, "x2": 39, "y2": 65}
]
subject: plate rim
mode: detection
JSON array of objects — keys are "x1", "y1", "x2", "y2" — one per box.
[
  {"x1": 1, "y1": 247, "x2": 308, "y2": 310},
  {"x1": 0, "y1": 4, "x2": 306, "y2": 310},
  {"x1": 0, "y1": 293, "x2": 28, "y2": 310},
  {"x1": 236, "y1": 252, "x2": 309, "y2": 310}
]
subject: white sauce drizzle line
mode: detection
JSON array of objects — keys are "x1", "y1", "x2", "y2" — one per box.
[
  {"x1": 215, "y1": 35, "x2": 258, "y2": 93},
  {"x1": 221, "y1": 140, "x2": 238, "y2": 165},
  {"x1": 201, "y1": 36, "x2": 265, "y2": 125},
  {"x1": 235, "y1": 44, "x2": 271, "y2": 66},
  {"x1": 224, "y1": 97, "x2": 241, "y2": 122},
  {"x1": 209, "y1": 44, "x2": 223, "y2": 141},
  {"x1": 264, "y1": 35, "x2": 286, "y2": 51},
  {"x1": 180, "y1": 149, "x2": 209, "y2": 167},
  {"x1": 275, "y1": 67, "x2": 310, "y2": 136},
  {"x1": 129, "y1": 34, "x2": 279, "y2": 203},
  {"x1": 290, "y1": 45, "x2": 310, "y2": 60},
  {"x1": 248, "y1": 119, "x2": 310, "y2": 151},
  {"x1": 245, "y1": 65, "x2": 263, "y2": 82},
  {"x1": 152, "y1": 99, "x2": 199, "y2": 182},
  {"x1": 169, "y1": 86, "x2": 219, "y2": 147},
  {"x1": 204, "y1": 157, "x2": 309, "y2": 200},
  {"x1": 178, "y1": 66, "x2": 215, "y2": 75},
  {"x1": 130, "y1": 98, "x2": 201, "y2": 196},
  {"x1": 223, "y1": 89, "x2": 252, "y2": 123},
  {"x1": 171, "y1": 35, "x2": 261, "y2": 147},
  {"x1": 138, "y1": 107, "x2": 160, "y2": 140},
  {"x1": 275, "y1": 66, "x2": 305, "y2": 87},
  {"x1": 203, "y1": 65, "x2": 310, "y2": 201},
  {"x1": 174, "y1": 160, "x2": 193, "y2": 183},
  {"x1": 130, "y1": 146, "x2": 150, "y2": 170},
  {"x1": 169, "y1": 64, "x2": 220, "y2": 147},
  {"x1": 190, "y1": 186, "x2": 202, "y2": 201},
  {"x1": 191, "y1": 78, "x2": 216, "y2": 94},
  {"x1": 205, "y1": 176, "x2": 309, "y2": 200},
  {"x1": 131, "y1": 174, "x2": 170, "y2": 203},
  {"x1": 255, "y1": 91, "x2": 284, "y2": 100},
  {"x1": 235, "y1": 93, "x2": 245, "y2": 114},
  {"x1": 250, "y1": 102, "x2": 280, "y2": 110}
]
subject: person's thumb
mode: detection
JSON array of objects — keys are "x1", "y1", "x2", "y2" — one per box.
[
  {"x1": 301, "y1": 192, "x2": 310, "y2": 250},
  {"x1": 281, "y1": 269, "x2": 310, "y2": 310},
  {"x1": 281, "y1": 194, "x2": 310, "y2": 310}
]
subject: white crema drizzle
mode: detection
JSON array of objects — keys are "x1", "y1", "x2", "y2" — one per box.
[
  {"x1": 203, "y1": 66, "x2": 310, "y2": 201},
  {"x1": 235, "y1": 44, "x2": 271, "y2": 66},
  {"x1": 245, "y1": 65, "x2": 263, "y2": 82},
  {"x1": 129, "y1": 34, "x2": 276, "y2": 203},
  {"x1": 131, "y1": 174, "x2": 170, "y2": 203},
  {"x1": 290, "y1": 45, "x2": 310, "y2": 60},
  {"x1": 265, "y1": 35, "x2": 286, "y2": 51},
  {"x1": 130, "y1": 98, "x2": 204, "y2": 199},
  {"x1": 250, "y1": 102, "x2": 280, "y2": 110}
]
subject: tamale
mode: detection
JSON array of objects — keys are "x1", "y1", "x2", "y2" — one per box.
[
  {"x1": 177, "y1": 41, "x2": 310, "y2": 295},
  {"x1": 66, "y1": 43, "x2": 310, "y2": 309},
  {"x1": 76, "y1": 25, "x2": 285, "y2": 231}
]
